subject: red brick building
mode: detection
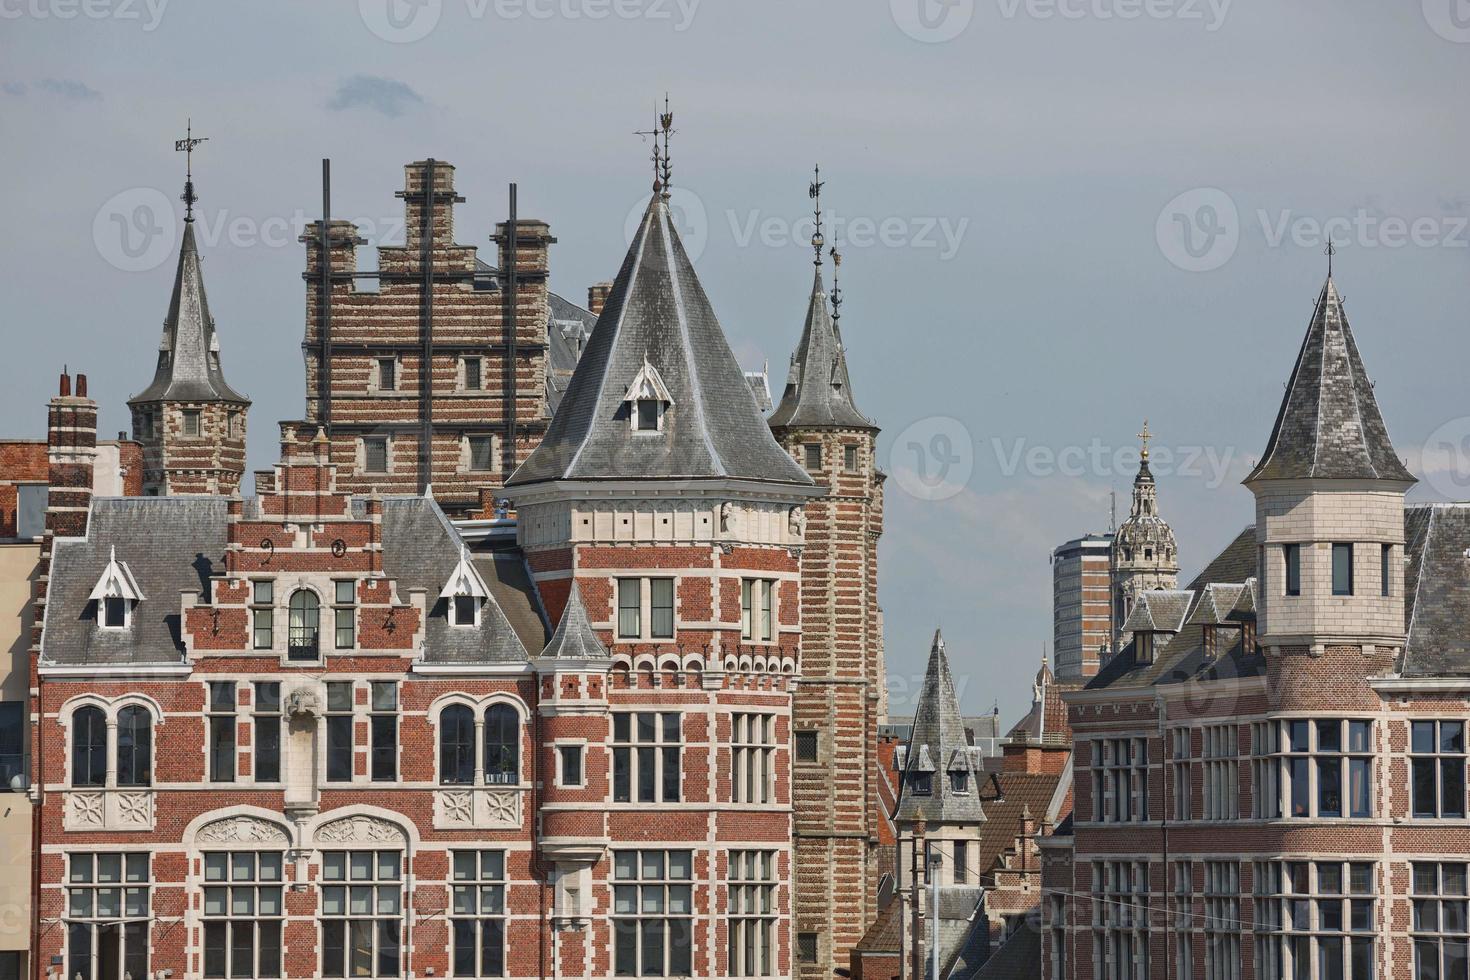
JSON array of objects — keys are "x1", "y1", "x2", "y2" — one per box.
[
  {"x1": 31, "y1": 173, "x2": 855, "y2": 980},
  {"x1": 1042, "y1": 274, "x2": 1462, "y2": 980}
]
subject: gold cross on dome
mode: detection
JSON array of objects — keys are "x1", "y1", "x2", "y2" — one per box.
[{"x1": 1137, "y1": 419, "x2": 1152, "y2": 460}]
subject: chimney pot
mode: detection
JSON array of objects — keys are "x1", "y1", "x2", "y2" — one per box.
[
  {"x1": 77, "y1": 374, "x2": 88, "y2": 398},
  {"x1": 59, "y1": 372, "x2": 70, "y2": 397}
]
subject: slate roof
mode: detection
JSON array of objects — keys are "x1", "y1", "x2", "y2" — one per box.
[
  {"x1": 130, "y1": 221, "x2": 250, "y2": 406},
  {"x1": 897, "y1": 630, "x2": 988, "y2": 824},
  {"x1": 546, "y1": 289, "x2": 597, "y2": 416},
  {"x1": 42, "y1": 497, "x2": 229, "y2": 666},
  {"x1": 768, "y1": 266, "x2": 875, "y2": 431},
  {"x1": 967, "y1": 924, "x2": 1040, "y2": 980},
  {"x1": 853, "y1": 899, "x2": 902, "y2": 954},
  {"x1": 1119, "y1": 590, "x2": 1193, "y2": 635},
  {"x1": 538, "y1": 581, "x2": 609, "y2": 660},
  {"x1": 507, "y1": 194, "x2": 813, "y2": 488},
  {"x1": 1402, "y1": 504, "x2": 1470, "y2": 677},
  {"x1": 379, "y1": 498, "x2": 530, "y2": 664},
  {"x1": 1246, "y1": 276, "x2": 1412, "y2": 484}
]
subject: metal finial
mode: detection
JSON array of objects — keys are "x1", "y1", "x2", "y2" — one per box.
[
  {"x1": 829, "y1": 246, "x2": 843, "y2": 323},
  {"x1": 808, "y1": 164, "x2": 825, "y2": 265},
  {"x1": 1325, "y1": 238, "x2": 1336, "y2": 277},
  {"x1": 658, "y1": 94, "x2": 674, "y2": 197},
  {"x1": 174, "y1": 118, "x2": 208, "y2": 222},
  {"x1": 1137, "y1": 419, "x2": 1152, "y2": 461}
]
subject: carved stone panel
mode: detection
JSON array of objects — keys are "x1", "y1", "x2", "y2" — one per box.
[
  {"x1": 197, "y1": 815, "x2": 291, "y2": 844},
  {"x1": 315, "y1": 814, "x2": 407, "y2": 845},
  {"x1": 63, "y1": 790, "x2": 156, "y2": 832},
  {"x1": 433, "y1": 788, "x2": 523, "y2": 831}
]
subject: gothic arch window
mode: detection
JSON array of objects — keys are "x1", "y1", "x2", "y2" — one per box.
[
  {"x1": 72, "y1": 705, "x2": 107, "y2": 787},
  {"x1": 288, "y1": 589, "x2": 320, "y2": 660},
  {"x1": 440, "y1": 705, "x2": 476, "y2": 786},
  {"x1": 484, "y1": 705, "x2": 520, "y2": 786},
  {"x1": 116, "y1": 705, "x2": 153, "y2": 787}
]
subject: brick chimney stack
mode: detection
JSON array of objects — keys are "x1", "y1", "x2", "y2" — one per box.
[
  {"x1": 587, "y1": 281, "x2": 613, "y2": 317},
  {"x1": 46, "y1": 370, "x2": 98, "y2": 540}
]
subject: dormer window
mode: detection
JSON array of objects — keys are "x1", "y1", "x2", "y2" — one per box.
[
  {"x1": 949, "y1": 769, "x2": 969, "y2": 794},
  {"x1": 89, "y1": 546, "x2": 144, "y2": 630},
  {"x1": 912, "y1": 772, "x2": 932, "y2": 796},
  {"x1": 441, "y1": 546, "x2": 490, "y2": 628},
  {"x1": 623, "y1": 357, "x2": 673, "y2": 433}
]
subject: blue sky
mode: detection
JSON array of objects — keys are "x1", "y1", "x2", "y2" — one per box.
[{"x1": 3, "y1": 0, "x2": 1468, "y2": 722}]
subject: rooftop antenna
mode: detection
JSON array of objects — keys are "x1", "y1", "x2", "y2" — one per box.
[
  {"x1": 175, "y1": 119, "x2": 208, "y2": 223},
  {"x1": 808, "y1": 164, "x2": 825, "y2": 266},
  {"x1": 658, "y1": 94, "x2": 675, "y2": 197},
  {"x1": 1109, "y1": 488, "x2": 1117, "y2": 533}
]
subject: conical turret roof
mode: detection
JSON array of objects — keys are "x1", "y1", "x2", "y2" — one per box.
[
  {"x1": 896, "y1": 629, "x2": 987, "y2": 824},
  {"x1": 539, "y1": 581, "x2": 609, "y2": 660},
  {"x1": 508, "y1": 194, "x2": 812, "y2": 488},
  {"x1": 769, "y1": 266, "x2": 874, "y2": 431},
  {"x1": 1246, "y1": 276, "x2": 1411, "y2": 484},
  {"x1": 130, "y1": 221, "x2": 249, "y2": 406}
]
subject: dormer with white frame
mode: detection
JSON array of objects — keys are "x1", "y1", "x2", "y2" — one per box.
[
  {"x1": 89, "y1": 546, "x2": 146, "y2": 629},
  {"x1": 623, "y1": 356, "x2": 673, "y2": 432},
  {"x1": 440, "y1": 546, "x2": 490, "y2": 627}
]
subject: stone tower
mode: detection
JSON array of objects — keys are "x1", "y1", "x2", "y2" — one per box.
[
  {"x1": 768, "y1": 253, "x2": 884, "y2": 978},
  {"x1": 128, "y1": 198, "x2": 249, "y2": 496},
  {"x1": 1110, "y1": 422, "x2": 1178, "y2": 651},
  {"x1": 1245, "y1": 274, "x2": 1413, "y2": 658}
]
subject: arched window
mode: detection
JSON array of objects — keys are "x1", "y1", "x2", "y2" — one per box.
[
  {"x1": 116, "y1": 705, "x2": 152, "y2": 787},
  {"x1": 484, "y1": 705, "x2": 520, "y2": 786},
  {"x1": 72, "y1": 706, "x2": 106, "y2": 787},
  {"x1": 288, "y1": 590, "x2": 320, "y2": 661},
  {"x1": 440, "y1": 705, "x2": 475, "y2": 786}
]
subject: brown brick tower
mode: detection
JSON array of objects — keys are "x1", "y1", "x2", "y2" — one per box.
[
  {"x1": 127, "y1": 185, "x2": 250, "y2": 496},
  {"x1": 292, "y1": 160, "x2": 560, "y2": 516},
  {"x1": 769, "y1": 240, "x2": 884, "y2": 977}
]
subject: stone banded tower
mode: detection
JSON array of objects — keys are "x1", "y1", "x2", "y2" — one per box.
[
  {"x1": 1245, "y1": 274, "x2": 1413, "y2": 661},
  {"x1": 1110, "y1": 422, "x2": 1178, "y2": 651},
  {"x1": 128, "y1": 195, "x2": 250, "y2": 496},
  {"x1": 768, "y1": 248, "x2": 884, "y2": 978}
]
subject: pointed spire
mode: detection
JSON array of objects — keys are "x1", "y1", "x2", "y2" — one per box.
[
  {"x1": 1245, "y1": 273, "x2": 1413, "y2": 484},
  {"x1": 508, "y1": 178, "x2": 811, "y2": 488},
  {"x1": 770, "y1": 172, "x2": 875, "y2": 433},
  {"x1": 540, "y1": 581, "x2": 610, "y2": 660},
  {"x1": 129, "y1": 219, "x2": 249, "y2": 406},
  {"x1": 896, "y1": 628, "x2": 986, "y2": 824}
]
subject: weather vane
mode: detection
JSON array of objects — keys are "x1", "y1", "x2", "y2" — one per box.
[
  {"x1": 1137, "y1": 419, "x2": 1152, "y2": 461},
  {"x1": 1325, "y1": 238, "x2": 1336, "y2": 277},
  {"x1": 175, "y1": 118, "x2": 208, "y2": 222},
  {"x1": 658, "y1": 94, "x2": 674, "y2": 196},
  {"x1": 634, "y1": 107, "x2": 662, "y2": 194},
  {"x1": 808, "y1": 164, "x2": 824, "y2": 265}
]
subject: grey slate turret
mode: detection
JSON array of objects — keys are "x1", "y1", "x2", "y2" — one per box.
[
  {"x1": 896, "y1": 629, "x2": 987, "y2": 824},
  {"x1": 539, "y1": 581, "x2": 609, "y2": 661},
  {"x1": 507, "y1": 194, "x2": 812, "y2": 488},
  {"x1": 1245, "y1": 276, "x2": 1412, "y2": 484},
  {"x1": 768, "y1": 267, "x2": 874, "y2": 431},
  {"x1": 130, "y1": 221, "x2": 250, "y2": 406}
]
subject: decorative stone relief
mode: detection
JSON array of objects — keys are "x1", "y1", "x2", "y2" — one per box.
[
  {"x1": 788, "y1": 506, "x2": 806, "y2": 538},
  {"x1": 315, "y1": 815, "x2": 407, "y2": 845},
  {"x1": 63, "y1": 790, "x2": 155, "y2": 832},
  {"x1": 197, "y1": 815, "x2": 291, "y2": 844},
  {"x1": 433, "y1": 788, "x2": 523, "y2": 831}
]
